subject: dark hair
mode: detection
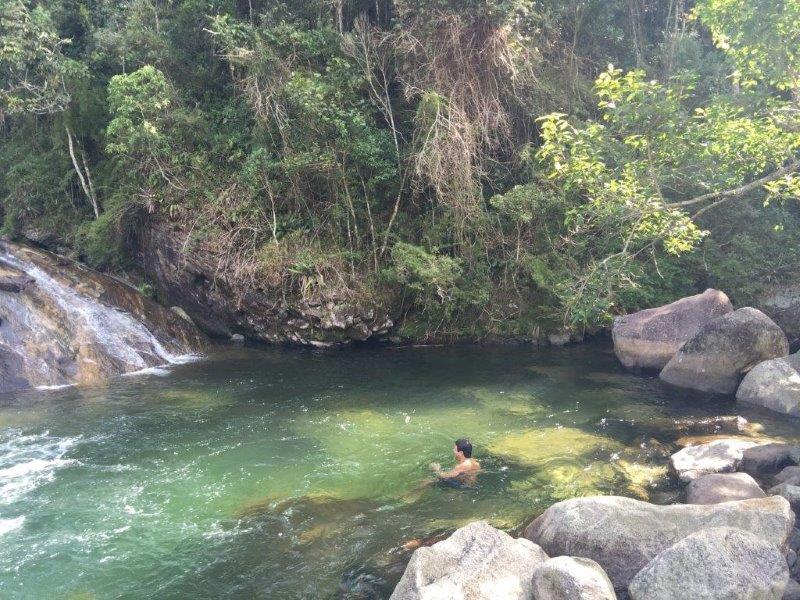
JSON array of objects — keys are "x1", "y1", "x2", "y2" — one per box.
[{"x1": 455, "y1": 438, "x2": 473, "y2": 458}]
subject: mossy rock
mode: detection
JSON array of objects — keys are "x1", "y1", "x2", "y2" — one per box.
[{"x1": 488, "y1": 427, "x2": 622, "y2": 468}]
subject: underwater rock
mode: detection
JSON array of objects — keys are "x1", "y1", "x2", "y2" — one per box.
[{"x1": 488, "y1": 428, "x2": 622, "y2": 468}]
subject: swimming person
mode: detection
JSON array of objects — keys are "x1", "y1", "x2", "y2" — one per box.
[{"x1": 430, "y1": 438, "x2": 481, "y2": 486}]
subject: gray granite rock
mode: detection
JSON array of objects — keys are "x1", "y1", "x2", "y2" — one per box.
[
  {"x1": 660, "y1": 308, "x2": 789, "y2": 394},
  {"x1": 737, "y1": 354, "x2": 800, "y2": 417},
  {"x1": 391, "y1": 521, "x2": 548, "y2": 600},
  {"x1": 686, "y1": 472, "x2": 766, "y2": 504},
  {"x1": 670, "y1": 439, "x2": 759, "y2": 482},
  {"x1": 628, "y1": 527, "x2": 788, "y2": 600},
  {"x1": 524, "y1": 496, "x2": 794, "y2": 590},
  {"x1": 532, "y1": 556, "x2": 617, "y2": 600},
  {"x1": 612, "y1": 289, "x2": 733, "y2": 370}
]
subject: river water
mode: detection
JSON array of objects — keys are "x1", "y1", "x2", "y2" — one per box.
[{"x1": 0, "y1": 343, "x2": 797, "y2": 599}]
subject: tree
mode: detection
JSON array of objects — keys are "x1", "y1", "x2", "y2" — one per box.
[
  {"x1": 0, "y1": 0, "x2": 74, "y2": 116},
  {"x1": 536, "y1": 66, "x2": 800, "y2": 325}
]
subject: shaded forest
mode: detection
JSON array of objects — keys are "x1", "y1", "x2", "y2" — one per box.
[{"x1": 2, "y1": 0, "x2": 799, "y2": 341}]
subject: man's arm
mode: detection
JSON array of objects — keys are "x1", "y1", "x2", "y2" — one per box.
[{"x1": 430, "y1": 462, "x2": 466, "y2": 480}]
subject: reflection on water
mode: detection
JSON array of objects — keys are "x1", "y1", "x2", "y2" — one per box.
[{"x1": 0, "y1": 343, "x2": 797, "y2": 599}]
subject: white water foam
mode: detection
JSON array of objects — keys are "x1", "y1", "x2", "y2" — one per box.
[
  {"x1": 0, "y1": 516, "x2": 25, "y2": 537},
  {"x1": 0, "y1": 430, "x2": 79, "y2": 504},
  {"x1": 34, "y1": 383, "x2": 74, "y2": 391}
]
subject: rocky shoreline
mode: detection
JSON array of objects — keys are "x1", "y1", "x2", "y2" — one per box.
[
  {"x1": 391, "y1": 437, "x2": 800, "y2": 600},
  {"x1": 390, "y1": 289, "x2": 800, "y2": 599}
]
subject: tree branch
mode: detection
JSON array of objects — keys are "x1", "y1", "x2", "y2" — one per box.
[{"x1": 665, "y1": 158, "x2": 800, "y2": 209}]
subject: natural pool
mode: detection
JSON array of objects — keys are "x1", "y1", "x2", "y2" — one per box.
[{"x1": 0, "y1": 343, "x2": 797, "y2": 599}]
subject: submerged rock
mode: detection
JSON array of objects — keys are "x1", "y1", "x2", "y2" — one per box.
[
  {"x1": 390, "y1": 521, "x2": 548, "y2": 600},
  {"x1": 612, "y1": 289, "x2": 733, "y2": 371},
  {"x1": 523, "y1": 495, "x2": 794, "y2": 590},
  {"x1": 628, "y1": 527, "x2": 789, "y2": 600},
  {"x1": 686, "y1": 473, "x2": 765, "y2": 504},
  {"x1": 660, "y1": 308, "x2": 789, "y2": 394},
  {"x1": 531, "y1": 556, "x2": 617, "y2": 600},
  {"x1": 488, "y1": 428, "x2": 622, "y2": 468},
  {"x1": 670, "y1": 439, "x2": 759, "y2": 482},
  {"x1": 737, "y1": 354, "x2": 800, "y2": 417},
  {"x1": 0, "y1": 241, "x2": 205, "y2": 391}
]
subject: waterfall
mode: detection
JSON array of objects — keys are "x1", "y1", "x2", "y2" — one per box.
[{"x1": 0, "y1": 244, "x2": 203, "y2": 391}]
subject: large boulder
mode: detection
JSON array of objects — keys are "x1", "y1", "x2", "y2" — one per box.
[
  {"x1": 391, "y1": 521, "x2": 548, "y2": 600},
  {"x1": 670, "y1": 439, "x2": 759, "y2": 482},
  {"x1": 686, "y1": 472, "x2": 766, "y2": 504},
  {"x1": 627, "y1": 527, "x2": 789, "y2": 600},
  {"x1": 757, "y1": 285, "x2": 800, "y2": 347},
  {"x1": 737, "y1": 354, "x2": 800, "y2": 417},
  {"x1": 660, "y1": 308, "x2": 789, "y2": 394},
  {"x1": 612, "y1": 289, "x2": 733, "y2": 370},
  {"x1": 523, "y1": 495, "x2": 794, "y2": 590},
  {"x1": 531, "y1": 556, "x2": 617, "y2": 600}
]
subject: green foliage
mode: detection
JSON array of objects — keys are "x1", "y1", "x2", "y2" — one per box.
[
  {"x1": 694, "y1": 0, "x2": 800, "y2": 93},
  {"x1": 106, "y1": 65, "x2": 172, "y2": 156},
  {"x1": 535, "y1": 62, "x2": 800, "y2": 326},
  {"x1": 2, "y1": 0, "x2": 800, "y2": 341},
  {"x1": 0, "y1": 0, "x2": 80, "y2": 114}
]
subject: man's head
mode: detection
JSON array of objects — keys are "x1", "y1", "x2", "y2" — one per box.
[{"x1": 454, "y1": 438, "x2": 473, "y2": 460}]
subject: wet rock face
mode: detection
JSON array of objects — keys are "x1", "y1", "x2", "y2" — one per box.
[
  {"x1": 627, "y1": 527, "x2": 789, "y2": 600},
  {"x1": 612, "y1": 289, "x2": 733, "y2": 371},
  {"x1": 659, "y1": 307, "x2": 789, "y2": 394},
  {"x1": 137, "y1": 221, "x2": 392, "y2": 345},
  {"x1": 391, "y1": 521, "x2": 548, "y2": 600},
  {"x1": 0, "y1": 241, "x2": 205, "y2": 391},
  {"x1": 524, "y1": 495, "x2": 794, "y2": 590}
]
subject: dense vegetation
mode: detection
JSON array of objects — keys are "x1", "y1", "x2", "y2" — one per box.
[{"x1": 2, "y1": 0, "x2": 799, "y2": 340}]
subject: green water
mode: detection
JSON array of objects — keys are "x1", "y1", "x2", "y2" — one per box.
[{"x1": 1, "y1": 343, "x2": 797, "y2": 599}]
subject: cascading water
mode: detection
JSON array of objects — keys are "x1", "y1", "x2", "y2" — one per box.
[
  {"x1": 0, "y1": 243, "x2": 203, "y2": 391},
  {"x1": 3, "y1": 251, "x2": 189, "y2": 368}
]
